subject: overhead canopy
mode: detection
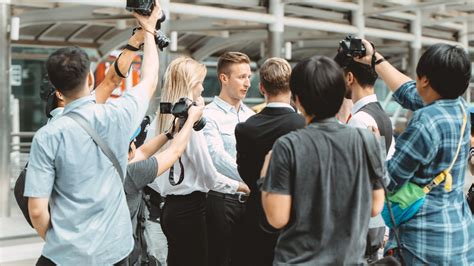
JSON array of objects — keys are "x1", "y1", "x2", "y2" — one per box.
[{"x1": 10, "y1": 0, "x2": 474, "y2": 67}]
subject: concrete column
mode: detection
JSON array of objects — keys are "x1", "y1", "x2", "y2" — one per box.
[
  {"x1": 268, "y1": 0, "x2": 284, "y2": 57},
  {"x1": 460, "y1": 21, "x2": 470, "y2": 103},
  {"x1": 0, "y1": 3, "x2": 12, "y2": 217},
  {"x1": 410, "y1": 10, "x2": 422, "y2": 78},
  {"x1": 353, "y1": 0, "x2": 365, "y2": 38}
]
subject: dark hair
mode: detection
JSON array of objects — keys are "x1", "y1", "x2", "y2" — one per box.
[
  {"x1": 416, "y1": 43, "x2": 471, "y2": 99},
  {"x1": 334, "y1": 53, "x2": 378, "y2": 88},
  {"x1": 46, "y1": 46, "x2": 90, "y2": 97},
  {"x1": 217, "y1": 51, "x2": 250, "y2": 76},
  {"x1": 290, "y1": 56, "x2": 346, "y2": 120}
]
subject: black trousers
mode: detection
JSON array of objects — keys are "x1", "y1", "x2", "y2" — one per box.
[
  {"x1": 233, "y1": 194, "x2": 278, "y2": 266},
  {"x1": 160, "y1": 191, "x2": 208, "y2": 266},
  {"x1": 206, "y1": 191, "x2": 246, "y2": 266},
  {"x1": 36, "y1": 255, "x2": 129, "y2": 266}
]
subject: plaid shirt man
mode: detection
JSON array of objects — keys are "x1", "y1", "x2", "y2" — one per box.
[{"x1": 385, "y1": 81, "x2": 474, "y2": 264}]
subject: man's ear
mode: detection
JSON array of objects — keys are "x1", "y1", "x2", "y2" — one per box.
[
  {"x1": 259, "y1": 83, "x2": 266, "y2": 96},
  {"x1": 87, "y1": 71, "x2": 95, "y2": 89},
  {"x1": 419, "y1": 75, "x2": 430, "y2": 89},
  {"x1": 346, "y1": 71, "x2": 354, "y2": 86},
  {"x1": 55, "y1": 90, "x2": 64, "y2": 101},
  {"x1": 219, "y1": 73, "x2": 228, "y2": 84}
]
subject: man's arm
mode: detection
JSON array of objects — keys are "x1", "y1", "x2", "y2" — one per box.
[
  {"x1": 371, "y1": 189, "x2": 384, "y2": 217},
  {"x1": 203, "y1": 118, "x2": 243, "y2": 182},
  {"x1": 131, "y1": 4, "x2": 161, "y2": 101},
  {"x1": 131, "y1": 133, "x2": 168, "y2": 163},
  {"x1": 28, "y1": 197, "x2": 50, "y2": 240},
  {"x1": 95, "y1": 30, "x2": 145, "y2": 104},
  {"x1": 260, "y1": 150, "x2": 292, "y2": 229}
]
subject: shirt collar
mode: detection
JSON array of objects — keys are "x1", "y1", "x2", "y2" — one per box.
[
  {"x1": 63, "y1": 95, "x2": 95, "y2": 115},
  {"x1": 50, "y1": 107, "x2": 64, "y2": 118},
  {"x1": 213, "y1": 96, "x2": 247, "y2": 113},
  {"x1": 266, "y1": 102, "x2": 294, "y2": 110},
  {"x1": 351, "y1": 94, "x2": 378, "y2": 114}
]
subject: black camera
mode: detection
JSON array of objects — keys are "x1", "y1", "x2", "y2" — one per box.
[
  {"x1": 126, "y1": 0, "x2": 154, "y2": 16},
  {"x1": 127, "y1": 0, "x2": 170, "y2": 51},
  {"x1": 339, "y1": 35, "x2": 366, "y2": 58},
  {"x1": 160, "y1": 98, "x2": 206, "y2": 131}
]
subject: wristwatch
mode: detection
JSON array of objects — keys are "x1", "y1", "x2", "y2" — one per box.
[{"x1": 165, "y1": 131, "x2": 174, "y2": 140}]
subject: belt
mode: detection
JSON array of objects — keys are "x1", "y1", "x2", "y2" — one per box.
[{"x1": 208, "y1": 190, "x2": 249, "y2": 204}]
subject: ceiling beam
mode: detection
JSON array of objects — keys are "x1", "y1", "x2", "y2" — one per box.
[{"x1": 364, "y1": 0, "x2": 467, "y2": 16}]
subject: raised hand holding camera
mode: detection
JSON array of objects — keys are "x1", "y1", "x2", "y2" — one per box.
[
  {"x1": 128, "y1": 0, "x2": 170, "y2": 51},
  {"x1": 131, "y1": 0, "x2": 161, "y2": 34}
]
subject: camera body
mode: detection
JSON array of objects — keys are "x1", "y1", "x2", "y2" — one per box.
[
  {"x1": 160, "y1": 98, "x2": 206, "y2": 131},
  {"x1": 126, "y1": 0, "x2": 154, "y2": 16},
  {"x1": 339, "y1": 35, "x2": 366, "y2": 58}
]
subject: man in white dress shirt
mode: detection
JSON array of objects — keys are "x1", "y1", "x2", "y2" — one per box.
[{"x1": 204, "y1": 51, "x2": 254, "y2": 266}]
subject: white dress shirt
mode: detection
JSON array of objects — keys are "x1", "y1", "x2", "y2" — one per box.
[
  {"x1": 203, "y1": 96, "x2": 255, "y2": 191},
  {"x1": 348, "y1": 94, "x2": 396, "y2": 159},
  {"x1": 149, "y1": 129, "x2": 239, "y2": 196}
]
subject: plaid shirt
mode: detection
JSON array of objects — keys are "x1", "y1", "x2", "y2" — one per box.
[{"x1": 386, "y1": 81, "x2": 474, "y2": 264}]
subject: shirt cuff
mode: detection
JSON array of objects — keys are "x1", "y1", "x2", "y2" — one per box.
[{"x1": 227, "y1": 178, "x2": 240, "y2": 194}]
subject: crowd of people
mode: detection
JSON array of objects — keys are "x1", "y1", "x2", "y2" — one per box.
[{"x1": 22, "y1": 1, "x2": 473, "y2": 265}]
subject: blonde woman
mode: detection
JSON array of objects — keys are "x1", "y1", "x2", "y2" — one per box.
[{"x1": 150, "y1": 57, "x2": 249, "y2": 266}]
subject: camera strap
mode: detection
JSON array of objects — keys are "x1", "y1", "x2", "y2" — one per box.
[
  {"x1": 168, "y1": 117, "x2": 185, "y2": 186},
  {"x1": 369, "y1": 42, "x2": 377, "y2": 70},
  {"x1": 114, "y1": 52, "x2": 131, "y2": 79}
]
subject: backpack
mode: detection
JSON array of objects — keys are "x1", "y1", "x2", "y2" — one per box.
[{"x1": 13, "y1": 162, "x2": 34, "y2": 228}]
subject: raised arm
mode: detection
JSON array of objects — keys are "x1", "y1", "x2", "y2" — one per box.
[
  {"x1": 95, "y1": 30, "x2": 144, "y2": 104},
  {"x1": 354, "y1": 39, "x2": 412, "y2": 92},
  {"x1": 130, "y1": 1, "x2": 161, "y2": 101}
]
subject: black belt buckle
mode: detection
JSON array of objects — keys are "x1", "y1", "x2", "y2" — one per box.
[{"x1": 236, "y1": 192, "x2": 247, "y2": 203}]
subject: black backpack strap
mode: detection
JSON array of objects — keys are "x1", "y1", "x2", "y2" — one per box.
[{"x1": 357, "y1": 102, "x2": 393, "y2": 154}]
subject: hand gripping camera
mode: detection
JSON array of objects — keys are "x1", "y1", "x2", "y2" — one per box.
[
  {"x1": 127, "y1": 0, "x2": 171, "y2": 51},
  {"x1": 160, "y1": 98, "x2": 206, "y2": 131},
  {"x1": 338, "y1": 35, "x2": 366, "y2": 58}
]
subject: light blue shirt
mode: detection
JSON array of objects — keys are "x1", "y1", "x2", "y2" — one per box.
[
  {"x1": 203, "y1": 96, "x2": 254, "y2": 187},
  {"x1": 24, "y1": 88, "x2": 149, "y2": 265}
]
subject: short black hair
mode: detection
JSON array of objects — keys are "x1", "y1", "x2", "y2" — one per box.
[
  {"x1": 416, "y1": 43, "x2": 471, "y2": 99},
  {"x1": 46, "y1": 46, "x2": 90, "y2": 96},
  {"x1": 290, "y1": 56, "x2": 346, "y2": 120},
  {"x1": 334, "y1": 53, "x2": 378, "y2": 88}
]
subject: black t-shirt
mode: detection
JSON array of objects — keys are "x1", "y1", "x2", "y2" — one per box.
[
  {"x1": 262, "y1": 118, "x2": 383, "y2": 265},
  {"x1": 124, "y1": 157, "x2": 159, "y2": 228}
]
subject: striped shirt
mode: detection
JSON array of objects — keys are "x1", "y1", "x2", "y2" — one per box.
[{"x1": 386, "y1": 81, "x2": 474, "y2": 264}]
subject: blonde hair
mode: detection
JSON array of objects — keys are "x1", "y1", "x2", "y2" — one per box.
[
  {"x1": 157, "y1": 57, "x2": 207, "y2": 134},
  {"x1": 259, "y1": 57, "x2": 291, "y2": 96}
]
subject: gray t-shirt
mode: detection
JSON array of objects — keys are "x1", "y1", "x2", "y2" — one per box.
[
  {"x1": 262, "y1": 118, "x2": 383, "y2": 265},
  {"x1": 124, "y1": 157, "x2": 158, "y2": 228}
]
